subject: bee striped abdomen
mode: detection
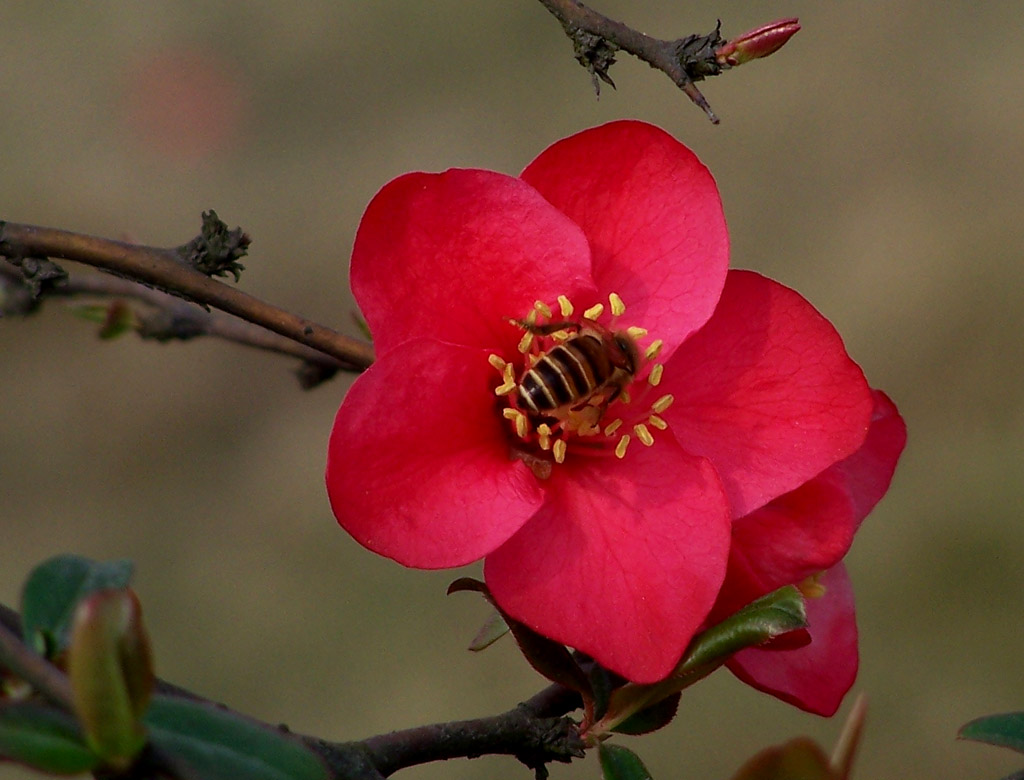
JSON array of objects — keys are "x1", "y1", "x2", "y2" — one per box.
[{"x1": 518, "y1": 334, "x2": 611, "y2": 414}]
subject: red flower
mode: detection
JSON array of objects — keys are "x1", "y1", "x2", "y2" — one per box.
[
  {"x1": 327, "y1": 120, "x2": 891, "y2": 685},
  {"x1": 713, "y1": 391, "x2": 906, "y2": 714}
]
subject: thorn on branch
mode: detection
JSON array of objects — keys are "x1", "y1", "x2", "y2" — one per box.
[
  {"x1": 569, "y1": 28, "x2": 617, "y2": 96},
  {"x1": 176, "y1": 210, "x2": 249, "y2": 282},
  {"x1": 6, "y1": 255, "x2": 68, "y2": 298}
]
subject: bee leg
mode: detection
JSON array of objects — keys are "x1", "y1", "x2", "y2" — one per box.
[{"x1": 513, "y1": 319, "x2": 581, "y2": 336}]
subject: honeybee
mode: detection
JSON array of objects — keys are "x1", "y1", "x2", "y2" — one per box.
[{"x1": 515, "y1": 320, "x2": 640, "y2": 418}]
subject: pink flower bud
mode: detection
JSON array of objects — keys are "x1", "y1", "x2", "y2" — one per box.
[{"x1": 716, "y1": 17, "x2": 800, "y2": 67}]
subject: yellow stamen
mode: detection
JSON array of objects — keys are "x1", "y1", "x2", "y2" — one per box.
[
  {"x1": 551, "y1": 329, "x2": 571, "y2": 342},
  {"x1": 626, "y1": 326, "x2": 648, "y2": 339},
  {"x1": 603, "y1": 418, "x2": 624, "y2": 436},
  {"x1": 583, "y1": 303, "x2": 604, "y2": 321},
  {"x1": 634, "y1": 423, "x2": 655, "y2": 447},
  {"x1": 619, "y1": 389, "x2": 631, "y2": 405},
  {"x1": 553, "y1": 439, "x2": 567, "y2": 463},
  {"x1": 651, "y1": 394, "x2": 675, "y2": 413},
  {"x1": 503, "y1": 408, "x2": 530, "y2": 438},
  {"x1": 494, "y1": 364, "x2": 517, "y2": 395},
  {"x1": 536, "y1": 423, "x2": 552, "y2": 450},
  {"x1": 648, "y1": 364, "x2": 664, "y2": 387},
  {"x1": 525, "y1": 309, "x2": 538, "y2": 325},
  {"x1": 517, "y1": 331, "x2": 534, "y2": 353},
  {"x1": 644, "y1": 339, "x2": 664, "y2": 360},
  {"x1": 534, "y1": 300, "x2": 552, "y2": 318},
  {"x1": 614, "y1": 435, "x2": 631, "y2": 459},
  {"x1": 648, "y1": 414, "x2": 668, "y2": 430},
  {"x1": 558, "y1": 295, "x2": 574, "y2": 317},
  {"x1": 608, "y1": 292, "x2": 626, "y2": 316},
  {"x1": 488, "y1": 354, "x2": 507, "y2": 372}
]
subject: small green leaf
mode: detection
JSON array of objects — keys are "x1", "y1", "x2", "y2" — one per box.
[
  {"x1": 612, "y1": 693, "x2": 680, "y2": 736},
  {"x1": 21, "y1": 555, "x2": 134, "y2": 658},
  {"x1": 598, "y1": 743, "x2": 653, "y2": 780},
  {"x1": 0, "y1": 702, "x2": 100, "y2": 775},
  {"x1": 727, "y1": 737, "x2": 835, "y2": 780},
  {"x1": 959, "y1": 712, "x2": 1024, "y2": 755},
  {"x1": 145, "y1": 695, "x2": 330, "y2": 780},
  {"x1": 598, "y1": 586, "x2": 806, "y2": 736},
  {"x1": 677, "y1": 586, "x2": 807, "y2": 677},
  {"x1": 468, "y1": 610, "x2": 509, "y2": 652}
]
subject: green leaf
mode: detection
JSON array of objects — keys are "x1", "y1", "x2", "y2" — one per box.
[
  {"x1": 959, "y1": 712, "x2": 1024, "y2": 755},
  {"x1": 0, "y1": 702, "x2": 100, "y2": 775},
  {"x1": 727, "y1": 737, "x2": 835, "y2": 780},
  {"x1": 21, "y1": 555, "x2": 134, "y2": 658},
  {"x1": 145, "y1": 695, "x2": 330, "y2": 780},
  {"x1": 598, "y1": 743, "x2": 653, "y2": 780},
  {"x1": 612, "y1": 693, "x2": 680, "y2": 736},
  {"x1": 598, "y1": 586, "x2": 806, "y2": 736},
  {"x1": 677, "y1": 586, "x2": 807, "y2": 678}
]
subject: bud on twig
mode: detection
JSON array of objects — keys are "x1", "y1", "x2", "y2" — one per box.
[
  {"x1": 715, "y1": 18, "x2": 801, "y2": 67},
  {"x1": 67, "y1": 589, "x2": 154, "y2": 769}
]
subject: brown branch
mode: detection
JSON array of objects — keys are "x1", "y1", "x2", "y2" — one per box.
[
  {"x1": 0, "y1": 220, "x2": 375, "y2": 375},
  {"x1": 535, "y1": 0, "x2": 800, "y2": 123},
  {"x1": 0, "y1": 262, "x2": 354, "y2": 387},
  {"x1": 0, "y1": 600, "x2": 584, "y2": 779}
]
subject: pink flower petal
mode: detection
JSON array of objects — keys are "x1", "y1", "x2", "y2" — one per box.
[
  {"x1": 326, "y1": 339, "x2": 544, "y2": 568},
  {"x1": 727, "y1": 565, "x2": 858, "y2": 716},
  {"x1": 521, "y1": 120, "x2": 729, "y2": 357},
  {"x1": 484, "y1": 442, "x2": 731, "y2": 683},
  {"x1": 351, "y1": 169, "x2": 596, "y2": 356},
  {"x1": 662, "y1": 270, "x2": 874, "y2": 517},
  {"x1": 719, "y1": 390, "x2": 906, "y2": 610}
]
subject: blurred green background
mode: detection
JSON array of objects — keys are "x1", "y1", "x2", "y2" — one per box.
[{"x1": 2, "y1": 2, "x2": 1022, "y2": 779}]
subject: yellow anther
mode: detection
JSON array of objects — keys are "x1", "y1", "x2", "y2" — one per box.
[
  {"x1": 494, "y1": 364, "x2": 517, "y2": 396},
  {"x1": 488, "y1": 354, "x2": 507, "y2": 372},
  {"x1": 648, "y1": 364, "x2": 664, "y2": 387},
  {"x1": 651, "y1": 394, "x2": 675, "y2": 413},
  {"x1": 603, "y1": 418, "x2": 624, "y2": 436},
  {"x1": 614, "y1": 435, "x2": 631, "y2": 459},
  {"x1": 525, "y1": 309, "x2": 538, "y2": 325},
  {"x1": 648, "y1": 414, "x2": 668, "y2": 430},
  {"x1": 634, "y1": 423, "x2": 655, "y2": 447},
  {"x1": 515, "y1": 413, "x2": 529, "y2": 438},
  {"x1": 553, "y1": 439, "x2": 567, "y2": 464},
  {"x1": 558, "y1": 295, "x2": 574, "y2": 317},
  {"x1": 551, "y1": 329, "x2": 571, "y2": 342},
  {"x1": 583, "y1": 303, "x2": 604, "y2": 321},
  {"x1": 644, "y1": 339, "x2": 664, "y2": 360},
  {"x1": 518, "y1": 331, "x2": 534, "y2": 353},
  {"x1": 626, "y1": 326, "x2": 648, "y2": 339},
  {"x1": 619, "y1": 389, "x2": 631, "y2": 405},
  {"x1": 608, "y1": 292, "x2": 626, "y2": 316},
  {"x1": 534, "y1": 300, "x2": 553, "y2": 318},
  {"x1": 503, "y1": 407, "x2": 530, "y2": 438},
  {"x1": 536, "y1": 423, "x2": 552, "y2": 450}
]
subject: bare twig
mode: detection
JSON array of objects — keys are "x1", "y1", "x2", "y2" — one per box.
[
  {"x1": 0, "y1": 221, "x2": 375, "y2": 374},
  {"x1": 535, "y1": 0, "x2": 799, "y2": 122}
]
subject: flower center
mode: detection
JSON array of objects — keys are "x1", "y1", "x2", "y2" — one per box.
[{"x1": 489, "y1": 292, "x2": 674, "y2": 477}]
